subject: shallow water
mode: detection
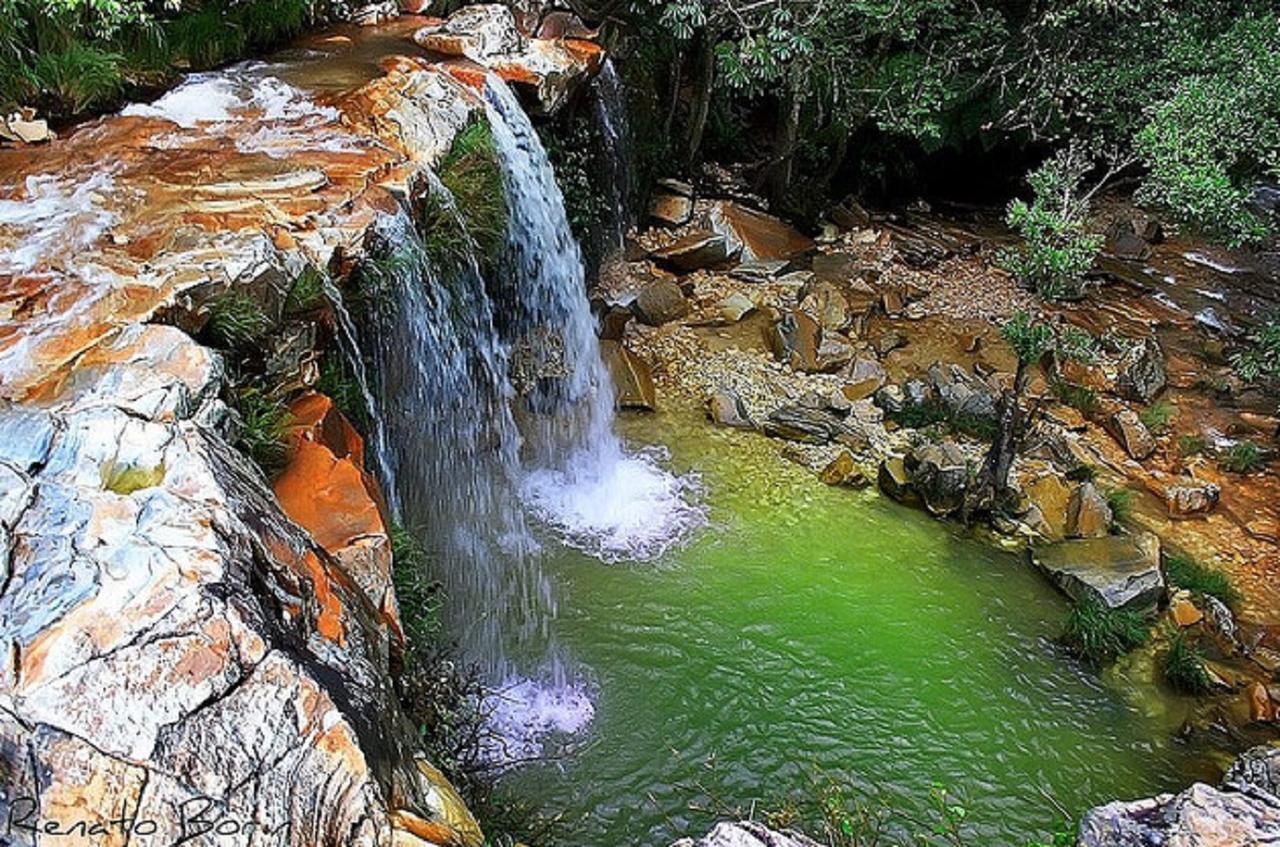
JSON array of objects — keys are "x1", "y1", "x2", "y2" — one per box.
[{"x1": 502, "y1": 407, "x2": 1218, "y2": 846}]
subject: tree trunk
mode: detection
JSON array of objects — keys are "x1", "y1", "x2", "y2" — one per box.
[
  {"x1": 683, "y1": 33, "x2": 715, "y2": 170},
  {"x1": 963, "y1": 359, "x2": 1029, "y2": 522},
  {"x1": 766, "y1": 73, "x2": 803, "y2": 207}
]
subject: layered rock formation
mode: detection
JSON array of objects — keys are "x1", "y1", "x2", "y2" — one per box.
[{"x1": 0, "y1": 10, "x2": 602, "y2": 845}]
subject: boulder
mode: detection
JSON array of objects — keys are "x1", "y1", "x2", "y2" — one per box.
[
  {"x1": 844, "y1": 355, "x2": 887, "y2": 400},
  {"x1": 903, "y1": 441, "x2": 969, "y2": 517},
  {"x1": 1106, "y1": 409, "x2": 1156, "y2": 460},
  {"x1": 872, "y1": 330, "x2": 907, "y2": 356},
  {"x1": 706, "y1": 389, "x2": 753, "y2": 429},
  {"x1": 768, "y1": 310, "x2": 821, "y2": 373},
  {"x1": 1079, "y1": 745, "x2": 1280, "y2": 847},
  {"x1": 650, "y1": 190, "x2": 694, "y2": 227},
  {"x1": 763, "y1": 406, "x2": 865, "y2": 448},
  {"x1": 671, "y1": 821, "x2": 824, "y2": 847},
  {"x1": 633, "y1": 280, "x2": 690, "y2": 326},
  {"x1": 1116, "y1": 337, "x2": 1167, "y2": 404},
  {"x1": 416, "y1": 4, "x2": 525, "y2": 60},
  {"x1": 715, "y1": 292, "x2": 756, "y2": 324},
  {"x1": 601, "y1": 339, "x2": 656, "y2": 410},
  {"x1": 878, "y1": 456, "x2": 918, "y2": 504},
  {"x1": 820, "y1": 451, "x2": 869, "y2": 487},
  {"x1": 1066, "y1": 481, "x2": 1113, "y2": 538},
  {"x1": 798, "y1": 279, "x2": 851, "y2": 332},
  {"x1": 1030, "y1": 531, "x2": 1165, "y2": 609},
  {"x1": 926, "y1": 361, "x2": 998, "y2": 424},
  {"x1": 0, "y1": 111, "x2": 52, "y2": 144},
  {"x1": 1166, "y1": 482, "x2": 1221, "y2": 518},
  {"x1": 1023, "y1": 474, "x2": 1073, "y2": 541},
  {"x1": 1105, "y1": 219, "x2": 1153, "y2": 261},
  {"x1": 651, "y1": 231, "x2": 734, "y2": 271},
  {"x1": 815, "y1": 337, "x2": 856, "y2": 374},
  {"x1": 705, "y1": 201, "x2": 814, "y2": 262}
]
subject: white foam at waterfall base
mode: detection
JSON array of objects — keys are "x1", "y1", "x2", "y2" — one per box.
[
  {"x1": 481, "y1": 676, "x2": 595, "y2": 767},
  {"x1": 520, "y1": 445, "x2": 707, "y2": 564}
]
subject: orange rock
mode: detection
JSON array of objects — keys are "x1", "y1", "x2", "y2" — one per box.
[
  {"x1": 1170, "y1": 597, "x2": 1204, "y2": 627},
  {"x1": 287, "y1": 392, "x2": 365, "y2": 464},
  {"x1": 275, "y1": 439, "x2": 384, "y2": 555},
  {"x1": 1247, "y1": 681, "x2": 1274, "y2": 722}
]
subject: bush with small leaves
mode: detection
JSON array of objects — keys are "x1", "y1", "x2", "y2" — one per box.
[{"x1": 1220, "y1": 441, "x2": 1267, "y2": 474}]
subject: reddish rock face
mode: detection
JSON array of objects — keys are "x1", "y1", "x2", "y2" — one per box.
[{"x1": 706, "y1": 201, "x2": 815, "y2": 263}]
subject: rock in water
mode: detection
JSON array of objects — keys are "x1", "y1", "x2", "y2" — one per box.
[
  {"x1": 633, "y1": 280, "x2": 690, "y2": 325},
  {"x1": 1079, "y1": 745, "x2": 1280, "y2": 846},
  {"x1": 706, "y1": 389, "x2": 754, "y2": 429},
  {"x1": 601, "y1": 339, "x2": 657, "y2": 410},
  {"x1": 820, "y1": 451, "x2": 868, "y2": 487},
  {"x1": 1030, "y1": 531, "x2": 1165, "y2": 610},
  {"x1": 1116, "y1": 337, "x2": 1167, "y2": 404},
  {"x1": 903, "y1": 441, "x2": 968, "y2": 517},
  {"x1": 672, "y1": 821, "x2": 825, "y2": 847}
]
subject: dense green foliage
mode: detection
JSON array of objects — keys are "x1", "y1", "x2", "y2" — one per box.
[
  {"x1": 1230, "y1": 311, "x2": 1280, "y2": 383},
  {"x1": 1, "y1": 0, "x2": 326, "y2": 117},
  {"x1": 1164, "y1": 553, "x2": 1241, "y2": 607},
  {"x1": 232, "y1": 384, "x2": 290, "y2": 475},
  {"x1": 430, "y1": 118, "x2": 508, "y2": 269},
  {"x1": 1220, "y1": 440, "x2": 1268, "y2": 474},
  {"x1": 1061, "y1": 597, "x2": 1150, "y2": 664}
]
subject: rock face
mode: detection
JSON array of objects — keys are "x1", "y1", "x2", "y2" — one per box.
[
  {"x1": 1079, "y1": 744, "x2": 1280, "y2": 846},
  {"x1": 1030, "y1": 531, "x2": 1165, "y2": 610},
  {"x1": 0, "y1": 29, "x2": 537, "y2": 847},
  {"x1": 413, "y1": 3, "x2": 604, "y2": 114}
]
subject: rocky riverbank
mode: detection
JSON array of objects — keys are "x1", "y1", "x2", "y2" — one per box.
[
  {"x1": 598, "y1": 184, "x2": 1280, "y2": 748},
  {"x1": 0, "y1": 5, "x2": 603, "y2": 844}
]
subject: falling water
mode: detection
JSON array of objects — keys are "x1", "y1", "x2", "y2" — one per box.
[
  {"x1": 482, "y1": 75, "x2": 706, "y2": 564},
  {"x1": 592, "y1": 59, "x2": 632, "y2": 251}
]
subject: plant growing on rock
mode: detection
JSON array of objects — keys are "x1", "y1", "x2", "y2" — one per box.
[
  {"x1": 1062, "y1": 597, "x2": 1150, "y2": 664},
  {"x1": 1162, "y1": 630, "x2": 1212, "y2": 694},
  {"x1": 1220, "y1": 440, "x2": 1267, "y2": 474},
  {"x1": 963, "y1": 311, "x2": 1095, "y2": 520},
  {"x1": 1230, "y1": 311, "x2": 1280, "y2": 383},
  {"x1": 1138, "y1": 401, "x2": 1174, "y2": 435},
  {"x1": 1103, "y1": 487, "x2": 1133, "y2": 529},
  {"x1": 435, "y1": 118, "x2": 508, "y2": 269},
  {"x1": 1177, "y1": 434, "x2": 1209, "y2": 457},
  {"x1": 203, "y1": 289, "x2": 273, "y2": 350},
  {"x1": 1164, "y1": 553, "x2": 1241, "y2": 607},
  {"x1": 233, "y1": 385, "x2": 290, "y2": 476},
  {"x1": 1000, "y1": 146, "x2": 1105, "y2": 301}
]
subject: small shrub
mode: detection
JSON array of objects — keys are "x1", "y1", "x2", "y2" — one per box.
[
  {"x1": 1219, "y1": 441, "x2": 1266, "y2": 474},
  {"x1": 204, "y1": 290, "x2": 272, "y2": 350},
  {"x1": 1138, "y1": 401, "x2": 1174, "y2": 435},
  {"x1": 1062, "y1": 597, "x2": 1150, "y2": 663},
  {"x1": 283, "y1": 265, "x2": 327, "y2": 315},
  {"x1": 32, "y1": 43, "x2": 123, "y2": 114},
  {"x1": 1177, "y1": 434, "x2": 1209, "y2": 457},
  {"x1": 314, "y1": 351, "x2": 370, "y2": 433},
  {"x1": 1051, "y1": 380, "x2": 1100, "y2": 417},
  {"x1": 1162, "y1": 630, "x2": 1212, "y2": 694},
  {"x1": 1104, "y1": 487, "x2": 1133, "y2": 526},
  {"x1": 1164, "y1": 553, "x2": 1241, "y2": 606},
  {"x1": 234, "y1": 386, "x2": 290, "y2": 475},
  {"x1": 1230, "y1": 312, "x2": 1280, "y2": 383},
  {"x1": 1000, "y1": 147, "x2": 1103, "y2": 301}
]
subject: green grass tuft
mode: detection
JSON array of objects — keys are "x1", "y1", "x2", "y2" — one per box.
[
  {"x1": 391, "y1": 523, "x2": 443, "y2": 647},
  {"x1": 1219, "y1": 440, "x2": 1267, "y2": 473},
  {"x1": 1065, "y1": 463, "x2": 1098, "y2": 483},
  {"x1": 234, "y1": 386, "x2": 290, "y2": 476},
  {"x1": 1062, "y1": 597, "x2": 1150, "y2": 663},
  {"x1": 1162, "y1": 630, "x2": 1212, "y2": 694},
  {"x1": 284, "y1": 265, "x2": 327, "y2": 315},
  {"x1": 437, "y1": 119, "x2": 508, "y2": 266},
  {"x1": 1177, "y1": 433, "x2": 1209, "y2": 457},
  {"x1": 1103, "y1": 487, "x2": 1133, "y2": 527},
  {"x1": 1164, "y1": 553, "x2": 1240, "y2": 606},
  {"x1": 1051, "y1": 380, "x2": 1100, "y2": 417},
  {"x1": 1138, "y1": 401, "x2": 1174, "y2": 435},
  {"x1": 32, "y1": 43, "x2": 123, "y2": 113},
  {"x1": 203, "y1": 290, "x2": 272, "y2": 350}
]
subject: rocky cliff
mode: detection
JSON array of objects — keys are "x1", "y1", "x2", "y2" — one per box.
[{"x1": 0, "y1": 6, "x2": 598, "y2": 845}]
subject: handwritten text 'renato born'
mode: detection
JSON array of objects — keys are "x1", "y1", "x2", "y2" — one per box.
[{"x1": 5, "y1": 796, "x2": 292, "y2": 843}]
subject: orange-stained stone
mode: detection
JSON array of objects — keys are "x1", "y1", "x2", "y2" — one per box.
[
  {"x1": 275, "y1": 439, "x2": 384, "y2": 555},
  {"x1": 1171, "y1": 597, "x2": 1204, "y2": 627},
  {"x1": 287, "y1": 392, "x2": 366, "y2": 464},
  {"x1": 1248, "y1": 681, "x2": 1274, "y2": 722},
  {"x1": 301, "y1": 549, "x2": 346, "y2": 644}
]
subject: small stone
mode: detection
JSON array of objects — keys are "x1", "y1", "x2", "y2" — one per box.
[
  {"x1": 1106, "y1": 409, "x2": 1156, "y2": 460},
  {"x1": 878, "y1": 456, "x2": 917, "y2": 504},
  {"x1": 820, "y1": 451, "x2": 868, "y2": 487},
  {"x1": 1170, "y1": 596, "x2": 1204, "y2": 627},
  {"x1": 873, "y1": 331, "x2": 907, "y2": 356},
  {"x1": 633, "y1": 281, "x2": 690, "y2": 326},
  {"x1": 715, "y1": 292, "x2": 755, "y2": 324},
  {"x1": 1166, "y1": 483, "x2": 1220, "y2": 518},
  {"x1": 706, "y1": 390, "x2": 753, "y2": 429}
]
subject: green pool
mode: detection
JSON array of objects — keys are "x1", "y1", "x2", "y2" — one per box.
[{"x1": 499, "y1": 406, "x2": 1217, "y2": 846}]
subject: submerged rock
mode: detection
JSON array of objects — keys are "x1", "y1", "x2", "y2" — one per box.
[
  {"x1": 1030, "y1": 531, "x2": 1165, "y2": 610},
  {"x1": 1079, "y1": 744, "x2": 1280, "y2": 846},
  {"x1": 820, "y1": 450, "x2": 869, "y2": 488}
]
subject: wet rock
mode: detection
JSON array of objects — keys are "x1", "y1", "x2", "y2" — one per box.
[
  {"x1": 926, "y1": 361, "x2": 997, "y2": 424},
  {"x1": 1116, "y1": 337, "x2": 1167, "y2": 404},
  {"x1": 820, "y1": 451, "x2": 869, "y2": 488},
  {"x1": 1080, "y1": 745, "x2": 1280, "y2": 847},
  {"x1": 1106, "y1": 408, "x2": 1156, "y2": 460},
  {"x1": 1030, "y1": 531, "x2": 1165, "y2": 610},
  {"x1": 903, "y1": 441, "x2": 969, "y2": 517},
  {"x1": 878, "y1": 456, "x2": 918, "y2": 505},
  {"x1": 1166, "y1": 482, "x2": 1221, "y2": 518},
  {"x1": 417, "y1": 4, "x2": 525, "y2": 58},
  {"x1": 651, "y1": 231, "x2": 734, "y2": 271},
  {"x1": 798, "y1": 279, "x2": 851, "y2": 332},
  {"x1": 768, "y1": 310, "x2": 821, "y2": 373},
  {"x1": 705, "y1": 201, "x2": 814, "y2": 263},
  {"x1": 671, "y1": 821, "x2": 824, "y2": 847},
  {"x1": 597, "y1": 302, "x2": 633, "y2": 340},
  {"x1": 633, "y1": 280, "x2": 690, "y2": 325},
  {"x1": 1066, "y1": 481, "x2": 1113, "y2": 539},
  {"x1": 601, "y1": 339, "x2": 656, "y2": 410},
  {"x1": 706, "y1": 390, "x2": 753, "y2": 429}
]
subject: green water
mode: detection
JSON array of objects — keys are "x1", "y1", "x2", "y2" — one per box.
[{"x1": 502, "y1": 408, "x2": 1214, "y2": 846}]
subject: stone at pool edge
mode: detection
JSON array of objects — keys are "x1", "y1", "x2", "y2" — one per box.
[{"x1": 1029, "y1": 531, "x2": 1165, "y2": 610}]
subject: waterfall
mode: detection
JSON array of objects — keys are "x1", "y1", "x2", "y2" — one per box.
[
  {"x1": 592, "y1": 59, "x2": 632, "y2": 251},
  {"x1": 483, "y1": 75, "x2": 705, "y2": 564}
]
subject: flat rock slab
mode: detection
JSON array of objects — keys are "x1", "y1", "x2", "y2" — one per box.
[{"x1": 1030, "y1": 532, "x2": 1165, "y2": 609}]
